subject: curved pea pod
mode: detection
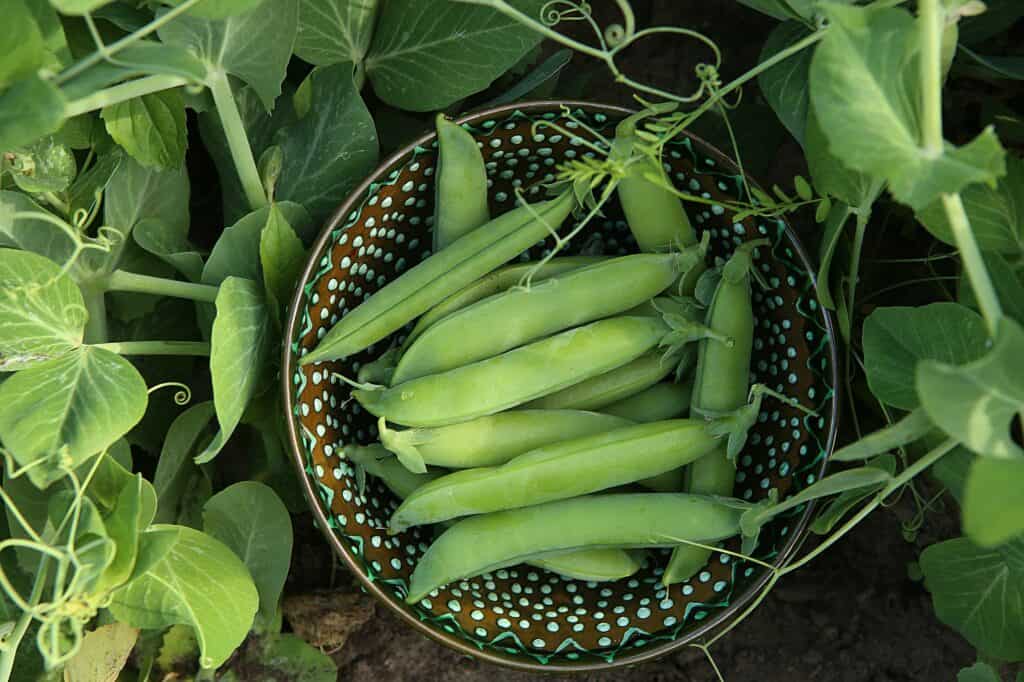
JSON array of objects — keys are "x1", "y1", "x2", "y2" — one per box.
[
  {"x1": 611, "y1": 107, "x2": 697, "y2": 253},
  {"x1": 378, "y1": 410, "x2": 632, "y2": 472},
  {"x1": 347, "y1": 445, "x2": 640, "y2": 582},
  {"x1": 602, "y1": 381, "x2": 693, "y2": 422},
  {"x1": 391, "y1": 251, "x2": 698, "y2": 384},
  {"x1": 301, "y1": 191, "x2": 576, "y2": 365},
  {"x1": 663, "y1": 241, "x2": 762, "y2": 586},
  {"x1": 523, "y1": 350, "x2": 674, "y2": 411},
  {"x1": 406, "y1": 493, "x2": 750, "y2": 603},
  {"x1": 404, "y1": 256, "x2": 603, "y2": 349},
  {"x1": 354, "y1": 315, "x2": 673, "y2": 428},
  {"x1": 432, "y1": 114, "x2": 490, "y2": 251},
  {"x1": 389, "y1": 419, "x2": 721, "y2": 532}
]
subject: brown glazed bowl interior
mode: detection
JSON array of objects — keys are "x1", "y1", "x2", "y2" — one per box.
[{"x1": 282, "y1": 101, "x2": 839, "y2": 672}]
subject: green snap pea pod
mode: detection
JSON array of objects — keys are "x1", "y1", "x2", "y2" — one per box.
[
  {"x1": 347, "y1": 445, "x2": 641, "y2": 582},
  {"x1": 406, "y1": 493, "x2": 748, "y2": 603},
  {"x1": 389, "y1": 419, "x2": 720, "y2": 532},
  {"x1": 378, "y1": 410, "x2": 632, "y2": 471},
  {"x1": 611, "y1": 107, "x2": 697, "y2": 253},
  {"x1": 404, "y1": 257, "x2": 603, "y2": 349},
  {"x1": 602, "y1": 380, "x2": 694, "y2": 492},
  {"x1": 354, "y1": 315, "x2": 676, "y2": 428},
  {"x1": 392, "y1": 252, "x2": 697, "y2": 384},
  {"x1": 301, "y1": 191, "x2": 576, "y2": 365},
  {"x1": 602, "y1": 381, "x2": 694, "y2": 422},
  {"x1": 432, "y1": 114, "x2": 490, "y2": 251},
  {"x1": 522, "y1": 350, "x2": 674, "y2": 411},
  {"x1": 663, "y1": 242, "x2": 760, "y2": 586}
]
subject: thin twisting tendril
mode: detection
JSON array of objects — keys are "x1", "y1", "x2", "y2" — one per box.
[{"x1": 148, "y1": 381, "x2": 194, "y2": 406}]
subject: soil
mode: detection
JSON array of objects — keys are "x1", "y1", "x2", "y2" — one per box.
[{"x1": 280, "y1": 2, "x2": 1013, "y2": 680}]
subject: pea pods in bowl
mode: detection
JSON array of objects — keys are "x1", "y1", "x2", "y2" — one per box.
[{"x1": 283, "y1": 101, "x2": 838, "y2": 671}]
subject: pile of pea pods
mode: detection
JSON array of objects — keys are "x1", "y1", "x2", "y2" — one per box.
[{"x1": 303, "y1": 112, "x2": 766, "y2": 603}]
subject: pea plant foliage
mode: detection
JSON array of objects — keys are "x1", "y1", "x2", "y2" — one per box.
[{"x1": 0, "y1": 0, "x2": 1021, "y2": 679}]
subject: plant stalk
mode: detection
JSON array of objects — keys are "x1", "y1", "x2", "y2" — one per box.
[
  {"x1": 81, "y1": 285, "x2": 107, "y2": 344},
  {"x1": 93, "y1": 341, "x2": 211, "y2": 356},
  {"x1": 105, "y1": 270, "x2": 219, "y2": 303},
  {"x1": 64, "y1": 75, "x2": 189, "y2": 118},
  {"x1": 0, "y1": 560, "x2": 50, "y2": 682},
  {"x1": 207, "y1": 70, "x2": 267, "y2": 212},
  {"x1": 941, "y1": 194, "x2": 1002, "y2": 334}
]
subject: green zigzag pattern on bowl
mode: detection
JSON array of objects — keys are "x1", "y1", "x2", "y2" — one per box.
[{"x1": 289, "y1": 107, "x2": 834, "y2": 665}]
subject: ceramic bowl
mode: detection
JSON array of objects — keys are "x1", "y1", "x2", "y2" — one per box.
[{"x1": 282, "y1": 101, "x2": 839, "y2": 672}]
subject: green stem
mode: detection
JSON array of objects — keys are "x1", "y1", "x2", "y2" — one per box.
[
  {"x1": 105, "y1": 270, "x2": 219, "y2": 303},
  {"x1": 941, "y1": 193, "x2": 1001, "y2": 334},
  {"x1": 207, "y1": 70, "x2": 267, "y2": 211},
  {"x1": 780, "y1": 438, "x2": 958, "y2": 576},
  {"x1": 93, "y1": 341, "x2": 211, "y2": 356},
  {"x1": 54, "y1": 0, "x2": 204, "y2": 85},
  {"x1": 0, "y1": 560, "x2": 50, "y2": 682},
  {"x1": 918, "y1": 0, "x2": 945, "y2": 156},
  {"x1": 63, "y1": 75, "x2": 189, "y2": 118},
  {"x1": 81, "y1": 286, "x2": 107, "y2": 344},
  {"x1": 40, "y1": 192, "x2": 69, "y2": 217}
]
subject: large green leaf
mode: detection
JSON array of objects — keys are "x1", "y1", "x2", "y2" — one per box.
[
  {"x1": 959, "y1": 252, "x2": 1024, "y2": 325},
  {"x1": 758, "y1": 22, "x2": 813, "y2": 145},
  {"x1": 920, "y1": 537, "x2": 1024, "y2": 661},
  {"x1": 0, "y1": 191, "x2": 78, "y2": 267},
  {"x1": 164, "y1": 0, "x2": 267, "y2": 19},
  {"x1": 0, "y1": 0, "x2": 46, "y2": 90},
  {"x1": 295, "y1": 0, "x2": 380, "y2": 66},
  {"x1": 153, "y1": 401, "x2": 215, "y2": 526},
  {"x1": 203, "y1": 481, "x2": 292, "y2": 619},
  {"x1": 274, "y1": 63, "x2": 378, "y2": 226},
  {"x1": 0, "y1": 248, "x2": 86, "y2": 371},
  {"x1": 917, "y1": 154, "x2": 1023, "y2": 255},
  {"x1": 102, "y1": 89, "x2": 188, "y2": 170},
  {"x1": 917, "y1": 317, "x2": 1024, "y2": 458},
  {"x1": 133, "y1": 218, "x2": 204, "y2": 282},
  {"x1": 809, "y1": 3, "x2": 1007, "y2": 210},
  {"x1": 963, "y1": 456, "x2": 1024, "y2": 548},
  {"x1": 158, "y1": 0, "x2": 299, "y2": 110},
  {"x1": 24, "y1": 0, "x2": 71, "y2": 69},
  {"x1": 95, "y1": 475, "x2": 158, "y2": 593},
  {"x1": 196, "y1": 278, "x2": 272, "y2": 463},
  {"x1": 0, "y1": 75, "x2": 66, "y2": 151},
  {"x1": 68, "y1": 151, "x2": 124, "y2": 221},
  {"x1": 863, "y1": 303, "x2": 988, "y2": 410},
  {"x1": 259, "y1": 203, "x2": 305, "y2": 315},
  {"x1": 109, "y1": 524, "x2": 259, "y2": 669},
  {"x1": 365, "y1": 0, "x2": 545, "y2": 111},
  {"x1": 0, "y1": 347, "x2": 147, "y2": 488}
]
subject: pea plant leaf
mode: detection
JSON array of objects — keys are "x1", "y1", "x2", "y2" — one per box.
[
  {"x1": 133, "y1": 218, "x2": 204, "y2": 282},
  {"x1": 832, "y1": 408, "x2": 934, "y2": 462},
  {"x1": 202, "y1": 481, "x2": 293, "y2": 620},
  {"x1": 153, "y1": 401, "x2": 215, "y2": 527},
  {"x1": 957, "y1": 662, "x2": 1002, "y2": 682},
  {"x1": 862, "y1": 302, "x2": 989, "y2": 410},
  {"x1": 811, "y1": 455, "x2": 897, "y2": 535},
  {"x1": 809, "y1": 3, "x2": 1007, "y2": 210},
  {"x1": 917, "y1": 317, "x2": 1024, "y2": 458},
  {"x1": 259, "y1": 203, "x2": 305, "y2": 316},
  {"x1": 273, "y1": 63, "x2": 379, "y2": 227},
  {"x1": 101, "y1": 89, "x2": 188, "y2": 170},
  {"x1": 95, "y1": 474, "x2": 158, "y2": 593},
  {"x1": 805, "y1": 104, "x2": 879, "y2": 207},
  {"x1": 963, "y1": 455, "x2": 1024, "y2": 548},
  {"x1": 157, "y1": 0, "x2": 299, "y2": 110},
  {"x1": 0, "y1": 0, "x2": 47, "y2": 90},
  {"x1": 920, "y1": 536, "x2": 1024, "y2": 661},
  {"x1": 0, "y1": 248, "x2": 86, "y2": 371},
  {"x1": 758, "y1": 22, "x2": 813, "y2": 145},
  {"x1": 813, "y1": 200, "x2": 851, "y2": 310},
  {"x1": 202, "y1": 202, "x2": 310, "y2": 287},
  {"x1": 164, "y1": 0, "x2": 267, "y2": 20},
  {"x1": 917, "y1": 153, "x2": 1023, "y2": 255},
  {"x1": 0, "y1": 347, "x2": 148, "y2": 488},
  {"x1": 196, "y1": 277, "x2": 272, "y2": 464},
  {"x1": 959, "y1": 252, "x2": 1024, "y2": 325},
  {"x1": 295, "y1": 0, "x2": 380, "y2": 66},
  {"x1": 364, "y1": 0, "x2": 546, "y2": 111},
  {"x1": 50, "y1": 0, "x2": 117, "y2": 15},
  {"x1": 63, "y1": 622, "x2": 138, "y2": 682},
  {"x1": 738, "y1": 0, "x2": 815, "y2": 22},
  {"x1": 5, "y1": 136, "x2": 77, "y2": 194},
  {"x1": 0, "y1": 75, "x2": 67, "y2": 150},
  {"x1": 68, "y1": 150, "x2": 124, "y2": 220},
  {"x1": 109, "y1": 524, "x2": 259, "y2": 670}
]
